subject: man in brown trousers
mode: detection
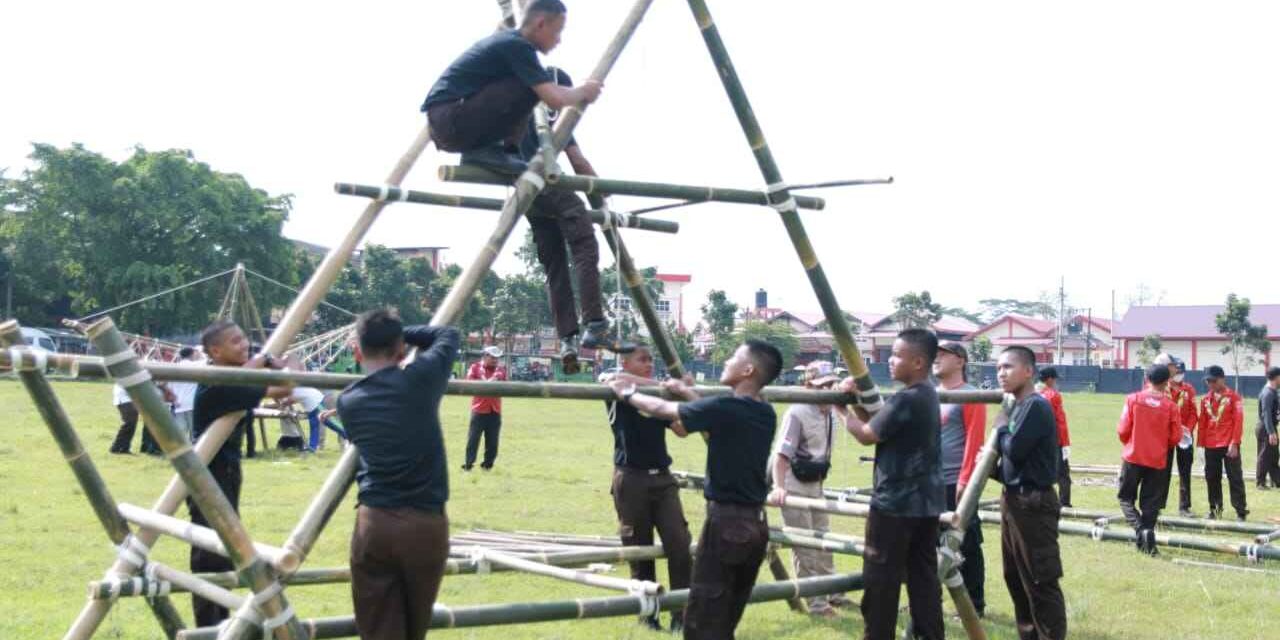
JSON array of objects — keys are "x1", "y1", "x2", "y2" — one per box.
[{"x1": 338, "y1": 309, "x2": 460, "y2": 639}]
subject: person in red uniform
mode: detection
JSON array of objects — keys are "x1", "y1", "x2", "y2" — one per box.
[
  {"x1": 1117, "y1": 365, "x2": 1182, "y2": 554},
  {"x1": 462, "y1": 346, "x2": 507, "y2": 471},
  {"x1": 1037, "y1": 368, "x2": 1073, "y2": 507},
  {"x1": 1198, "y1": 365, "x2": 1248, "y2": 521},
  {"x1": 1170, "y1": 360, "x2": 1199, "y2": 516}
]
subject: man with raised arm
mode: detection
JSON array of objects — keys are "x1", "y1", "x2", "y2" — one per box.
[
  {"x1": 338, "y1": 309, "x2": 460, "y2": 640},
  {"x1": 608, "y1": 340, "x2": 782, "y2": 639}
]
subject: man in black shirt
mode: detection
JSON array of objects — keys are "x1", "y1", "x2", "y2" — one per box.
[
  {"x1": 338, "y1": 309, "x2": 459, "y2": 640},
  {"x1": 609, "y1": 339, "x2": 782, "y2": 640},
  {"x1": 1255, "y1": 367, "x2": 1280, "y2": 488},
  {"x1": 601, "y1": 345, "x2": 692, "y2": 632},
  {"x1": 188, "y1": 320, "x2": 292, "y2": 627},
  {"x1": 994, "y1": 346, "x2": 1066, "y2": 640},
  {"x1": 422, "y1": 0, "x2": 601, "y2": 173},
  {"x1": 840, "y1": 328, "x2": 945, "y2": 640}
]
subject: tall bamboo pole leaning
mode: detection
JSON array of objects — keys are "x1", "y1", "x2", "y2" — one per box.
[
  {"x1": 0, "y1": 323, "x2": 187, "y2": 640},
  {"x1": 85, "y1": 318, "x2": 308, "y2": 640},
  {"x1": 430, "y1": 0, "x2": 656, "y2": 329},
  {"x1": 682, "y1": 0, "x2": 884, "y2": 416}
]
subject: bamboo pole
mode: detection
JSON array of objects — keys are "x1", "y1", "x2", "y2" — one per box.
[
  {"x1": 0, "y1": 325, "x2": 187, "y2": 640},
  {"x1": 276, "y1": 446, "x2": 359, "y2": 576},
  {"x1": 331, "y1": 183, "x2": 680, "y2": 234},
  {"x1": 683, "y1": 0, "x2": 885, "y2": 420},
  {"x1": 473, "y1": 548, "x2": 662, "y2": 595},
  {"x1": 600, "y1": 227, "x2": 686, "y2": 377},
  {"x1": 85, "y1": 318, "x2": 307, "y2": 640},
  {"x1": 117, "y1": 504, "x2": 294, "y2": 571},
  {"x1": 438, "y1": 164, "x2": 829, "y2": 210},
  {"x1": 1069, "y1": 462, "x2": 1260, "y2": 482},
  {"x1": 10, "y1": 351, "x2": 1004, "y2": 406},
  {"x1": 430, "y1": 0, "x2": 655, "y2": 329},
  {"x1": 176, "y1": 572, "x2": 866, "y2": 639},
  {"x1": 764, "y1": 544, "x2": 806, "y2": 612},
  {"x1": 1053, "y1": 506, "x2": 1278, "y2": 536}
]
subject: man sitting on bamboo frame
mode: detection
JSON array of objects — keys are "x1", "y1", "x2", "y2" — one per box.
[{"x1": 421, "y1": 0, "x2": 630, "y2": 372}]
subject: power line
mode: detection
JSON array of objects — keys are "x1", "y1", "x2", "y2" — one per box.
[
  {"x1": 76, "y1": 267, "x2": 239, "y2": 322},
  {"x1": 242, "y1": 267, "x2": 357, "y2": 317}
]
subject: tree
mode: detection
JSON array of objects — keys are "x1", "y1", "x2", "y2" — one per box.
[
  {"x1": 667, "y1": 322, "x2": 696, "y2": 369},
  {"x1": 701, "y1": 289, "x2": 739, "y2": 361},
  {"x1": 1136, "y1": 334, "x2": 1163, "y2": 368},
  {"x1": 737, "y1": 320, "x2": 800, "y2": 371},
  {"x1": 600, "y1": 262, "x2": 663, "y2": 339},
  {"x1": 970, "y1": 335, "x2": 994, "y2": 363},
  {"x1": 814, "y1": 312, "x2": 862, "y2": 334},
  {"x1": 977, "y1": 297, "x2": 1056, "y2": 322},
  {"x1": 0, "y1": 143, "x2": 298, "y2": 334},
  {"x1": 1215, "y1": 293, "x2": 1271, "y2": 389},
  {"x1": 492, "y1": 273, "x2": 551, "y2": 353},
  {"x1": 892, "y1": 290, "x2": 943, "y2": 329},
  {"x1": 940, "y1": 306, "x2": 983, "y2": 326}
]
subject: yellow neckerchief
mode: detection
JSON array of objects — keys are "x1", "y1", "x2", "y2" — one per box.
[
  {"x1": 1204, "y1": 389, "x2": 1231, "y2": 423},
  {"x1": 1168, "y1": 383, "x2": 1186, "y2": 407}
]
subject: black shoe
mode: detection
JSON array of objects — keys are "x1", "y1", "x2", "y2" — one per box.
[
  {"x1": 1145, "y1": 529, "x2": 1159, "y2": 556},
  {"x1": 580, "y1": 319, "x2": 636, "y2": 354},
  {"x1": 460, "y1": 145, "x2": 527, "y2": 176},
  {"x1": 480, "y1": 463, "x2": 493, "y2": 471},
  {"x1": 1208, "y1": 508, "x2": 1222, "y2": 520},
  {"x1": 109, "y1": 448, "x2": 131, "y2": 455},
  {"x1": 1238, "y1": 510, "x2": 1250, "y2": 522},
  {"x1": 560, "y1": 336, "x2": 581, "y2": 375},
  {"x1": 461, "y1": 464, "x2": 473, "y2": 472}
]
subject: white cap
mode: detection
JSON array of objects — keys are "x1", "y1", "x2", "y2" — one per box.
[
  {"x1": 1153, "y1": 353, "x2": 1175, "y2": 366},
  {"x1": 482, "y1": 345, "x2": 504, "y2": 358}
]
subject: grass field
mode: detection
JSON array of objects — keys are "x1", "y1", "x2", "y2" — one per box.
[{"x1": 2, "y1": 380, "x2": 1278, "y2": 639}]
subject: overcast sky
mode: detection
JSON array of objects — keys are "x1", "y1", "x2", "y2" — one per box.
[{"x1": 5, "y1": 1, "x2": 1278, "y2": 329}]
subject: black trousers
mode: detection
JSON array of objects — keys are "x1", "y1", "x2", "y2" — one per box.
[
  {"x1": 351, "y1": 505, "x2": 449, "y2": 640},
  {"x1": 1175, "y1": 446, "x2": 1195, "y2": 511},
  {"x1": 1117, "y1": 461, "x2": 1164, "y2": 530},
  {"x1": 1001, "y1": 488, "x2": 1067, "y2": 640},
  {"x1": 427, "y1": 77, "x2": 539, "y2": 152},
  {"x1": 1056, "y1": 454, "x2": 1072, "y2": 507},
  {"x1": 1157, "y1": 447, "x2": 1175, "y2": 510},
  {"x1": 1203, "y1": 446, "x2": 1247, "y2": 517},
  {"x1": 685, "y1": 503, "x2": 768, "y2": 640},
  {"x1": 1255, "y1": 427, "x2": 1280, "y2": 488},
  {"x1": 612, "y1": 468, "x2": 692, "y2": 620},
  {"x1": 464, "y1": 411, "x2": 502, "y2": 468},
  {"x1": 947, "y1": 484, "x2": 985, "y2": 614},
  {"x1": 529, "y1": 191, "x2": 604, "y2": 339},
  {"x1": 862, "y1": 507, "x2": 944, "y2": 640},
  {"x1": 188, "y1": 458, "x2": 242, "y2": 628},
  {"x1": 110, "y1": 403, "x2": 139, "y2": 453}
]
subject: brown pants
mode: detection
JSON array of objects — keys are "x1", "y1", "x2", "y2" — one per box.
[
  {"x1": 529, "y1": 189, "x2": 603, "y2": 338},
  {"x1": 427, "y1": 77, "x2": 538, "y2": 152},
  {"x1": 611, "y1": 469, "x2": 693, "y2": 602},
  {"x1": 860, "y1": 507, "x2": 943, "y2": 640},
  {"x1": 188, "y1": 458, "x2": 242, "y2": 628},
  {"x1": 1001, "y1": 489, "x2": 1067, "y2": 640},
  {"x1": 351, "y1": 505, "x2": 450, "y2": 640},
  {"x1": 685, "y1": 502, "x2": 768, "y2": 639}
]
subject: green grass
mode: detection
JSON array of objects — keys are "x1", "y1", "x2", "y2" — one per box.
[{"x1": 2, "y1": 381, "x2": 1278, "y2": 639}]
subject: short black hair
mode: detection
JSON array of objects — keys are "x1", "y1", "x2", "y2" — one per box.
[
  {"x1": 1146, "y1": 364, "x2": 1170, "y2": 385},
  {"x1": 744, "y1": 339, "x2": 783, "y2": 386},
  {"x1": 200, "y1": 320, "x2": 239, "y2": 352},
  {"x1": 1038, "y1": 366, "x2": 1059, "y2": 382},
  {"x1": 897, "y1": 328, "x2": 939, "y2": 365},
  {"x1": 1205, "y1": 365, "x2": 1226, "y2": 380},
  {"x1": 178, "y1": 346, "x2": 195, "y2": 359},
  {"x1": 357, "y1": 308, "x2": 404, "y2": 359},
  {"x1": 1267, "y1": 367, "x2": 1280, "y2": 381},
  {"x1": 523, "y1": 0, "x2": 567, "y2": 24},
  {"x1": 1002, "y1": 346, "x2": 1038, "y2": 371}
]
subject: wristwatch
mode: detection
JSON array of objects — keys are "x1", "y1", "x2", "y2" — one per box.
[{"x1": 622, "y1": 386, "x2": 637, "y2": 402}]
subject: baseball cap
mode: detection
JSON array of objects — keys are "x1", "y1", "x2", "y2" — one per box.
[
  {"x1": 1175, "y1": 360, "x2": 1187, "y2": 374},
  {"x1": 483, "y1": 345, "x2": 504, "y2": 358},
  {"x1": 804, "y1": 361, "x2": 839, "y2": 387},
  {"x1": 1153, "y1": 353, "x2": 1176, "y2": 367},
  {"x1": 1205, "y1": 365, "x2": 1226, "y2": 380},
  {"x1": 938, "y1": 341, "x2": 968, "y2": 361}
]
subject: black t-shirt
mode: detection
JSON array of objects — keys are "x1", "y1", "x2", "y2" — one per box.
[
  {"x1": 422, "y1": 29, "x2": 552, "y2": 110},
  {"x1": 193, "y1": 384, "x2": 268, "y2": 468},
  {"x1": 607, "y1": 400, "x2": 673, "y2": 470},
  {"x1": 996, "y1": 394, "x2": 1059, "y2": 489},
  {"x1": 517, "y1": 67, "x2": 576, "y2": 161},
  {"x1": 867, "y1": 382, "x2": 945, "y2": 517},
  {"x1": 338, "y1": 326, "x2": 459, "y2": 512},
  {"x1": 677, "y1": 395, "x2": 776, "y2": 506}
]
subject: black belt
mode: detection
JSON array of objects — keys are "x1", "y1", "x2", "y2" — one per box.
[
  {"x1": 619, "y1": 465, "x2": 670, "y2": 476},
  {"x1": 1005, "y1": 484, "x2": 1052, "y2": 495},
  {"x1": 707, "y1": 501, "x2": 766, "y2": 521}
]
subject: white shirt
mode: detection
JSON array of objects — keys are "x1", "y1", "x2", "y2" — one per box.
[
  {"x1": 292, "y1": 387, "x2": 326, "y2": 413},
  {"x1": 112, "y1": 384, "x2": 130, "y2": 406},
  {"x1": 171, "y1": 360, "x2": 204, "y2": 413}
]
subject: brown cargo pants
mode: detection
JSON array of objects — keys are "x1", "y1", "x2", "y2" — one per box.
[{"x1": 351, "y1": 505, "x2": 450, "y2": 640}]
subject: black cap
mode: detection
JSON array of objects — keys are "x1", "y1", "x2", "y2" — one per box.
[
  {"x1": 1205, "y1": 365, "x2": 1226, "y2": 380},
  {"x1": 938, "y1": 341, "x2": 968, "y2": 361}
]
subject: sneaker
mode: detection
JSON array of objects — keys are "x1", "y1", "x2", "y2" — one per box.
[
  {"x1": 580, "y1": 319, "x2": 637, "y2": 354},
  {"x1": 460, "y1": 144, "x2": 527, "y2": 176},
  {"x1": 560, "y1": 336, "x2": 581, "y2": 375}
]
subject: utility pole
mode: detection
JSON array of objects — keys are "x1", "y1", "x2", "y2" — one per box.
[
  {"x1": 1085, "y1": 307, "x2": 1093, "y2": 366},
  {"x1": 1055, "y1": 276, "x2": 1065, "y2": 365},
  {"x1": 1110, "y1": 289, "x2": 1116, "y2": 368}
]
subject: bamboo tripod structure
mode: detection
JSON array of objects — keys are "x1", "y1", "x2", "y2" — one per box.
[{"x1": 1, "y1": 2, "x2": 974, "y2": 638}]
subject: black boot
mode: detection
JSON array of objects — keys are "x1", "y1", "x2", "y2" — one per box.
[
  {"x1": 460, "y1": 144, "x2": 527, "y2": 176},
  {"x1": 559, "y1": 335, "x2": 581, "y2": 375},
  {"x1": 580, "y1": 319, "x2": 636, "y2": 354}
]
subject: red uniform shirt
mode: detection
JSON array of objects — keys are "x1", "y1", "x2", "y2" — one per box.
[
  {"x1": 1198, "y1": 388, "x2": 1243, "y2": 449},
  {"x1": 954, "y1": 403, "x2": 988, "y2": 490},
  {"x1": 1168, "y1": 381, "x2": 1198, "y2": 433},
  {"x1": 1038, "y1": 387, "x2": 1070, "y2": 447},
  {"x1": 468, "y1": 362, "x2": 506, "y2": 414},
  {"x1": 1118, "y1": 390, "x2": 1182, "y2": 468}
]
